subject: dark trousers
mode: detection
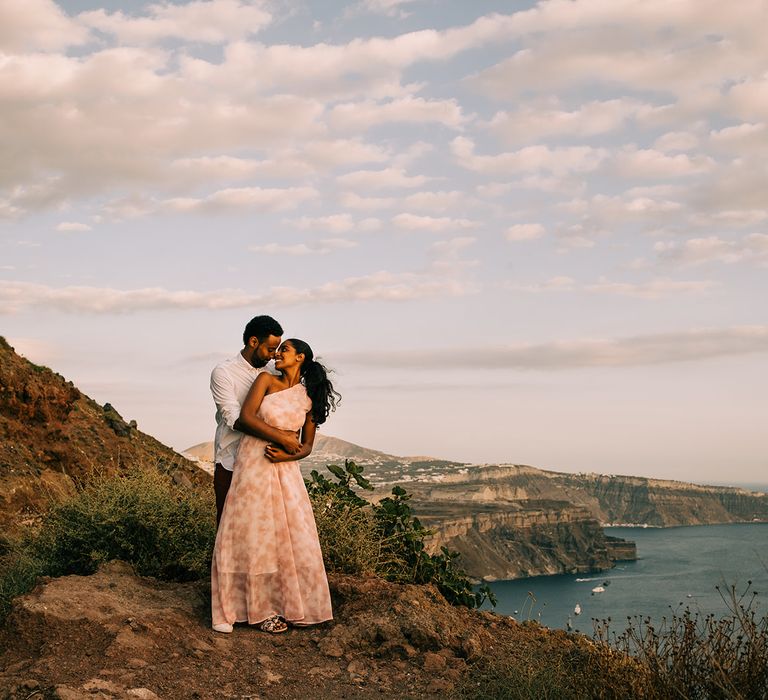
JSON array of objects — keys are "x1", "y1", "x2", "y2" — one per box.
[{"x1": 213, "y1": 463, "x2": 233, "y2": 528}]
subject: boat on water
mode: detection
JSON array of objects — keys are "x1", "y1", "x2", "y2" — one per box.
[
  {"x1": 574, "y1": 603, "x2": 582, "y2": 615},
  {"x1": 591, "y1": 586, "x2": 605, "y2": 594}
]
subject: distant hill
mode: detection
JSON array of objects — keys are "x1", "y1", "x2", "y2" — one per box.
[
  {"x1": 182, "y1": 435, "x2": 467, "y2": 484},
  {"x1": 0, "y1": 337, "x2": 207, "y2": 533}
]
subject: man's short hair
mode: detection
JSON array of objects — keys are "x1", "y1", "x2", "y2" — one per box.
[{"x1": 243, "y1": 315, "x2": 284, "y2": 345}]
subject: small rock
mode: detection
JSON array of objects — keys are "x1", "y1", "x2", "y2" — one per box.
[
  {"x1": 188, "y1": 639, "x2": 214, "y2": 653},
  {"x1": 318, "y1": 638, "x2": 344, "y2": 658},
  {"x1": 256, "y1": 654, "x2": 272, "y2": 666},
  {"x1": 126, "y1": 689, "x2": 160, "y2": 700},
  {"x1": 190, "y1": 649, "x2": 205, "y2": 659},
  {"x1": 126, "y1": 659, "x2": 148, "y2": 670},
  {"x1": 53, "y1": 686, "x2": 89, "y2": 700},
  {"x1": 426, "y1": 678, "x2": 454, "y2": 694},
  {"x1": 221, "y1": 660, "x2": 234, "y2": 671},
  {"x1": 263, "y1": 670, "x2": 283, "y2": 684},
  {"x1": 22, "y1": 679, "x2": 40, "y2": 690},
  {"x1": 82, "y1": 677, "x2": 123, "y2": 694},
  {"x1": 460, "y1": 635, "x2": 483, "y2": 660},
  {"x1": 346, "y1": 659, "x2": 369, "y2": 679},
  {"x1": 308, "y1": 665, "x2": 340, "y2": 680},
  {"x1": 422, "y1": 652, "x2": 447, "y2": 672}
]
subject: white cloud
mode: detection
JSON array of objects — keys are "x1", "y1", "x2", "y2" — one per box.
[
  {"x1": 79, "y1": 0, "x2": 273, "y2": 44},
  {"x1": 249, "y1": 239, "x2": 357, "y2": 256},
  {"x1": 488, "y1": 98, "x2": 654, "y2": 144},
  {"x1": 352, "y1": 0, "x2": 422, "y2": 17},
  {"x1": 55, "y1": 222, "x2": 92, "y2": 232},
  {"x1": 289, "y1": 214, "x2": 355, "y2": 233},
  {"x1": 708, "y1": 122, "x2": 768, "y2": 155},
  {"x1": 0, "y1": 272, "x2": 474, "y2": 314},
  {"x1": 655, "y1": 234, "x2": 768, "y2": 267},
  {"x1": 506, "y1": 223, "x2": 545, "y2": 241},
  {"x1": 475, "y1": 182, "x2": 513, "y2": 198},
  {"x1": 337, "y1": 326, "x2": 768, "y2": 370},
  {"x1": 509, "y1": 276, "x2": 715, "y2": 299},
  {"x1": 653, "y1": 130, "x2": 702, "y2": 152},
  {"x1": 336, "y1": 168, "x2": 432, "y2": 190},
  {"x1": 584, "y1": 278, "x2": 717, "y2": 299},
  {"x1": 392, "y1": 213, "x2": 478, "y2": 232},
  {"x1": 0, "y1": 0, "x2": 90, "y2": 51},
  {"x1": 403, "y1": 191, "x2": 466, "y2": 212},
  {"x1": 452, "y1": 137, "x2": 608, "y2": 176},
  {"x1": 339, "y1": 192, "x2": 396, "y2": 210},
  {"x1": 614, "y1": 148, "x2": 715, "y2": 178},
  {"x1": 329, "y1": 96, "x2": 467, "y2": 131},
  {"x1": 164, "y1": 186, "x2": 318, "y2": 214}
]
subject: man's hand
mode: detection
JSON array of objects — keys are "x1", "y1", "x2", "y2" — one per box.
[
  {"x1": 265, "y1": 444, "x2": 293, "y2": 463},
  {"x1": 275, "y1": 429, "x2": 301, "y2": 454}
]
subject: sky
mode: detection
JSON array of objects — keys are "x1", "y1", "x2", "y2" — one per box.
[{"x1": 1, "y1": 0, "x2": 767, "y2": 485}]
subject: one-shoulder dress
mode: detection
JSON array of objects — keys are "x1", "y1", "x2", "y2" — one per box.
[{"x1": 211, "y1": 384, "x2": 332, "y2": 627}]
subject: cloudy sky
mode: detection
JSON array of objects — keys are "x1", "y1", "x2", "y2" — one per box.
[{"x1": 2, "y1": 0, "x2": 767, "y2": 485}]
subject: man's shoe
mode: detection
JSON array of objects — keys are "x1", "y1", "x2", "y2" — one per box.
[{"x1": 212, "y1": 622, "x2": 233, "y2": 634}]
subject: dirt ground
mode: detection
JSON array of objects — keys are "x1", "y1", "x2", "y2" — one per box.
[{"x1": 0, "y1": 562, "x2": 518, "y2": 699}]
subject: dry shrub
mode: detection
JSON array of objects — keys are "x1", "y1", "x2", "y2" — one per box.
[
  {"x1": 456, "y1": 622, "x2": 650, "y2": 700},
  {"x1": 594, "y1": 581, "x2": 768, "y2": 699},
  {"x1": 310, "y1": 488, "x2": 392, "y2": 577}
]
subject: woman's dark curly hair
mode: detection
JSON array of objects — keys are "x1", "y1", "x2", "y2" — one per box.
[{"x1": 285, "y1": 339, "x2": 340, "y2": 425}]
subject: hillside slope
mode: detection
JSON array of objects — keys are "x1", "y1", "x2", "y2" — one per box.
[{"x1": 0, "y1": 338, "x2": 207, "y2": 532}]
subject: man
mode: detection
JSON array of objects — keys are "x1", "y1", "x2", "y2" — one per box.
[{"x1": 210, "y1": 314, "x2": 300, "y2": 526}]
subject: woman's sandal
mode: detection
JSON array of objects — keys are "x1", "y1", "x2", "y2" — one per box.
[{"x1": 259, "y1": 615, "x2": 288, "y2": 634}]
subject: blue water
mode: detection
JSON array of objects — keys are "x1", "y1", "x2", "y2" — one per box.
[{"x1": 483, "y1": 523, "x2": 768, "y2": 634}]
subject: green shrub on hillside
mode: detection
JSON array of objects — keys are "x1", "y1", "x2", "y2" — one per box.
[
  {"x1": 306, "y1": 460, "x2": 496, "y2": 609},
  {"x1": 0, "y1": 467, "x2": 215, "y2": 622}
]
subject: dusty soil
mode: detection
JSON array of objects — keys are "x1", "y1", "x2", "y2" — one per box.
[{"x1": 0, "y1": 561, "x2": 524, "y2": 699}]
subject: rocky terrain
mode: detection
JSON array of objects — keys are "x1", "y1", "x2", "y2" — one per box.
[
  {"x1": 0, "y1": 561, "x2": 640, "y2": 700},
  {"x1": 0, "y1": 338, "x2": 207, "y2": 534}
]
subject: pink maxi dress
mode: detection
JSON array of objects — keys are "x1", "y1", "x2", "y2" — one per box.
[{"x1": 211, "y1": 384, "x2": 333, "y2": 627}]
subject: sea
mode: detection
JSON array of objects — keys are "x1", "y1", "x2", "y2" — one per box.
[{"x1": 482, "y1": 522, "x2": 768, "y2": 635}]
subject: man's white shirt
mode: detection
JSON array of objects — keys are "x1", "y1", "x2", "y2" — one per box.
[{"x1": 210, "y1": 353, "x2": 267, "y2": 471}]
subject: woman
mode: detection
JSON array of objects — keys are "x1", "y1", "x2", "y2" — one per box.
[{"x1": 211, "y1": 339, "x2": 340, "y2": 634}]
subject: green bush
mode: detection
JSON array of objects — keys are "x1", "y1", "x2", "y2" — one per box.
[
  {"x1": 0, "y1": 467, "x2": 216, "y2": 623},
  {"x1": 307, "y1": 460, "x2": 495, "y2": 609}
]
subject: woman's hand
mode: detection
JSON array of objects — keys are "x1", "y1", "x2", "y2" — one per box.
[
  {"x1": 275, "y1": 428, "x2": 301, "y2": 454},
  {"x1": 265, "y1": 444, "x2": 293, "y2": 463}
]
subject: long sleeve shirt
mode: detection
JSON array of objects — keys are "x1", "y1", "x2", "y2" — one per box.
[{"x1": 210, "y1": 352, "x2": 264, "y2": 471}]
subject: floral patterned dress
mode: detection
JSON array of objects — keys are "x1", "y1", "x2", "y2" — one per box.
[{"x1": 211, "y1": 384, "x2": 332, "y2": 627}]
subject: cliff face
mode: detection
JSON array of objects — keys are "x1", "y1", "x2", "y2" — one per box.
[
  {"x1": 406, "y1": 465, "x2": 768, "y2": 528},
  {"x1": 400, "y1": 462, "x2": 764, "y2": 581},
  {"x1": 0, "y1": 338, "x2": 207, "y2": 533},
  {"x1": 417, "y1": 500, "x2": 630, "y2": 581}
]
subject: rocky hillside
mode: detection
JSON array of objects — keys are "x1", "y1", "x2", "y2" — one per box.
[
  {"x1": 0, "y1": 561, "x2": 642, "y2": 699},
  {"x1": 0, "y1": 338, "x2": 207, "y2": 533}
]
